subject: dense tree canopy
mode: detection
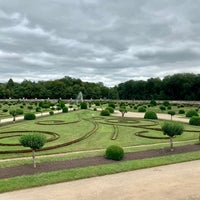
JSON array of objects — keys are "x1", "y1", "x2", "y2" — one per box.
[{"x1": 0, "y1": 73, "x2": 200, "y2": 100}]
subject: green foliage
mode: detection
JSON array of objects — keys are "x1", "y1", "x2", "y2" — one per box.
[
  {"x1": 189, "y1": 116, "x2": 200, "y2": 126},
  {"x1": 39, "y1": 101, "x2": 51, "y2": 109},
  {"x1": 2, "y1": 108, "x2": 8, "y2": 112},
  {"x1": 137, "y1": 106, "x2": 146, "y2": 112},
  {"x1": 159, "y1": 105, "x2": 166, "y2": 111},
  {"x1": 19, "y1": 133, "x2": 46, "y2": 150},
  {"x1": 105, "y1": 145, "x2": 124, "y2": 161},
  {"x1": 62, "y1": 107, "x2": 68, "y2": 113},
  {"x1": 186, "y1": 109, "x2": 199, "y2": 118},
  {"x1": 80, "y1": 102, "x2": 87, "y2": 109},
  {"x1": 93, "y1": 108, "x2": 97, "y2": 111},
  {"x1": 24, "y1": 113, "x2": 36, "y2": 120},
  {"x1": 27, "y1": 105, "x2": 33, "y2": 110},
  {"x1": 150, "y1": 99, "x2": 157, "y2": 106},
  {"x1": 106, "y1": 107, "x2": 114, "y2": 113},
  {"x1": 119, "y1": 106, "x2": 127, "y2": 117},
  {"x1": 49, "y1": 111, "x2": 54, "y2": 115},
  {"x1": 144, "y1": 111, "x2": 158, "y2": 119},
  {"x1": 36, "y1": 107, "x2": 41, "y2": 112},
  {"x1": 16, "y1": 108, "x2": 23, "y2": 115},
  {"x1": 108, "y1": 102, "x2": 116, "y2": 109},
  {"x1": 163, "y1": 101, "x2": 170, "y2": 107},
  {"x1": 161, "y1": 121, "x2": 184, "y2": 137},
  {"x1": 168, "y1": 110, "x2": 176, "y2": 116},
  {"x1": 101, "y1": 109, "x2": 110, "y2": 116},
  {"x1": 179, "y1": 109, "x2": 185, "y2": 114},
  {"x1": 94, "y1": 101, "x2": 101, "y2": 106}
]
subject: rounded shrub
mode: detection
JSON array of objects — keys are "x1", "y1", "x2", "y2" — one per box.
[
  {"x1": 16, "y1": 108, "x2": 24, "y2": 115},
  {"x1": 80, "y1": 102, "x2": 87, "y2": 109},
  {"x1": 186, "y1": 109, "x2": 199, "y2": 118},
  {"x1": 93, "y1": 108, "x2": 97, "y2": 111},
  {"x1": 189, "y1": 116, "x2": 200, "y2": 126},
  {"x1": 106, "y1": 107, "x2": 114, "y2": 113},
  {"x1": 159, "y1": 105, "x2": 166, "y2": 111},
  {"x1": 27, "y1": 105, "x2": 33, "y2": 110},
  {"x1": 105, "y1": 145, "x2": 124, "y2": 161},
  {"x1": 179, "y1": 109, "x2": 185, "y2": 114},
  {"x1": 24, "y1": 113, "x2": 36, "y2": 120},
  {"x1": 137, "y1": 106, "x2": 146, "y2": 112},
  {"x1": 49, "y1": 111, "x2": 54, "y2": 115},
  {"x1": 2, "y1": 108, "x2": 8, "y2": 112},
  {"x1": 101, "y1": 109, "x2": 110, "y2": 116},
  {"x1": 144, "y1": 111, "x2": 158, "y2": 119},
  {"x1": 62, "y1": 107, "x2": 68, "y2": 113},
  {"x1": 163, "y1": 101, "x2": 170, "y2": 107},
  {"x1": 108, "y1": 102, "x2": 116, "y2": 109},
  {"x1": 150, "y1": 99, "x2": 157, "y2": 106},
  {"x1": 35, "y1": 107, "x2": 41, "y2": 112}
]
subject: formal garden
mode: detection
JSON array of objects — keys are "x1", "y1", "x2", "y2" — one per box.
[{"x1": 0, "y1": 99, "x2": 200, "y2": 193}]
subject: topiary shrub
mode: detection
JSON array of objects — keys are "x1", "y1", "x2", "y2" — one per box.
[
  {"x1": 106, "y1": 107, "x2": 114, "y2": 113},
  {"x1": 179, "y1": 109, "x2": 185, "y2": 114},
  {"x1": 16, "y1": 108, "x2": 24, "y2": 115},
  {"x1": 49, "y1": 111, "x2": 54, "y2": 115},
  {"x1": 108, "y1": 102, "x2": 116, "y2": 109},
  {"x1": 101, "y1": 109, "x2": 110, "y2": 116},
  {"x1": 2, "y1": 108, "x2": 8, "y2": 112},
  {"x1": 186, "y1": 109, "x2": 199, "y2": 118},
  {"x1": 159, "y1": 105, "x2": 166, "y2": 111},
  {"x1": 27, "y1": 105, "x2": 33, "y2": 110},
  {"x1": 137, "y1": 106, "x2": 146, "y2": 112},
  {"x1": 189, "y1": 116, "x2": 200, "y2": 126},
  {"x1": 163, "y1": 101, "x2": 170, "y2": 107},
  {"x1": 105, "y1": 145, "x2": 124, "y2": 161},
  {"x1": 144, "y1": 111, "x2": 158, "y2": 119},
  {"x1": 150, "y1": 99, "x2": 157, "y2": 106},
  {"x1": 80, "y1": 102, "x2": 87, "y2": 109},
  {"x1": 35, "y1": 107, "x2": 41, "y2": 112},
  {"x1": 24, "y1": 113, "x2": 36, "y2": 120},
  {"x1": 93, "y1": 108, "x2": 97, "y2": 111},
  {"x1": 62, "y1": 107, "x2": 68, "y2": 113}
]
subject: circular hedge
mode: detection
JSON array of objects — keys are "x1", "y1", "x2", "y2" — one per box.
[
  {"x1": 105, "y1": 145, "x2": 124, "y2": 161},
  {"x1": 189, "y1": 116, "x2": 200, "y2": 126},
  {"x1": 144, "y1": 111, "x2": 158, "y2": 119}
]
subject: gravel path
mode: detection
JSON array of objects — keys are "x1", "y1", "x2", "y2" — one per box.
[
  {"x1": 1, "y1": 160, "x2": 200, "y2": 200},
  {"x1": 113, "y1": 111, "x2": 189, "y2": 123}
]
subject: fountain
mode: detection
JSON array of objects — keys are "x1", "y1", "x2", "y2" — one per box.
[{"x1": 76, "y1": 91, "x2": 83, "y2": 104}]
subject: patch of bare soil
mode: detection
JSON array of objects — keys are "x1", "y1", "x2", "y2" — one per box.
[{"x1": 1, "y1": 144, "x2": 200, "y2": 179}]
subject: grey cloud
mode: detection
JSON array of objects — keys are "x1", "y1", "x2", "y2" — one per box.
[{"x1": 0, "y1": 0, "x2": 200, "y2": 87}]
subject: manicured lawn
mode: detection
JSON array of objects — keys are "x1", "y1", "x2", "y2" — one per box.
[{"x1": 0, "y1": 108, "x2": 200, "y2": 193}]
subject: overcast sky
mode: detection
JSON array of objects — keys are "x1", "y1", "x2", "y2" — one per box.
[{"x1": 0, "y1": 0, "x2": 200, "y2": 86}]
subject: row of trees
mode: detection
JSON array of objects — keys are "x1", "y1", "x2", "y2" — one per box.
[{"x1": 0, "y1": 73, "x2": 200, "y2": 100}]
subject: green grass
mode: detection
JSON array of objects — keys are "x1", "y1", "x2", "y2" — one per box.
[
  {"x1": 1, "y1": 150, "x2": 200, "y2": 193},
  {"x1": 1, "y1": 107, "x2": 200, "y2": 193}
]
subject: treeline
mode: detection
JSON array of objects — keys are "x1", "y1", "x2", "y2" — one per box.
[{"x1": 0, "y1": 73, "x2": 200, "y2": 100}]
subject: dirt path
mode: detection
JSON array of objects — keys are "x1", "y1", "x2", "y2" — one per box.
[
  {"x1": 113, "y1": 111, "x2": 189, "y2": 123},
  {"x1": 1, "y1": 160, "x2": 200, "y2": 200}
]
